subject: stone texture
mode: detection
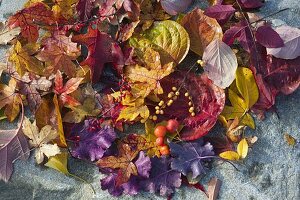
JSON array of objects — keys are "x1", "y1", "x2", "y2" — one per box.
[{"x1": 0, "y1": 0, "x2": 300, "y2": 200}]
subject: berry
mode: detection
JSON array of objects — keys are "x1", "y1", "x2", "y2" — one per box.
[
  {"x1": 154, "y1": 126, "x2": 167, "y2": 137},
  {"x1": 155, "y1": 137, "x2": 165, "y2": 146},
  {"x1": 160, "y1": 145, "x2": 170, "y2": 155},
  {"x1": 166, "y1": 119, "x2": 179, "y2": 133}
]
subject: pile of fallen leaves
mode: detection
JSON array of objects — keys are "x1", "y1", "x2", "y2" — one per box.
[{"x1": 0, "y1": 0, "x2": 299, "y2": 198}]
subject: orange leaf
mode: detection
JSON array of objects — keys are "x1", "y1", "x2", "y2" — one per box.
[{"x1": 53, "y1": 95, "x2": 67, "y2": 147}]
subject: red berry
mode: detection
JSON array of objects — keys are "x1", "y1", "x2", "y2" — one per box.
[
  {"x1": 154, "y1": 126, "x2": 167, "y2": 137},
  {"x1": 166, "y1": 119, "x2": 179, "y2": 133},
  {"x1": 160, "y1": 145, "x2": 170, "y2": 155},
  {"x1": 155, "y1": 137, "x2": 165, "y2": 146}
]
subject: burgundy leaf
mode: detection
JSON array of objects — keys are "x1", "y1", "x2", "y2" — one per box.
[
  {"x1": 76, "y1": 0, "x2": 95, "y2": 21},
  {"x1": 204, "y1": 4, "x2": 235, "y2": 25},
  {"x1": 238, "y1": 0, "x2": 263, "y2": 9},
  {"x1": 203, "y1": 136, "x2": 233, "y2": 154},
  {"x1": 160, "y1": 0, "x2": 193, "y2": 15},
  {"x1": 156, "y1": 72, "x2": 225, "y2": 141},
  {"x1": 223, "y1": 20, "x2": 253, "y2": 52},
  {"x1": 123, "y1": 0, "x2": 140, "y2": 21},
  {"x1": 256, "y1": 25, "x2": 284, "y2": 48}
]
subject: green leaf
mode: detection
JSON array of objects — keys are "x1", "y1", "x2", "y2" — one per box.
[{"x1": 130, "y1": 20, "x2": 190, "y2": 65}]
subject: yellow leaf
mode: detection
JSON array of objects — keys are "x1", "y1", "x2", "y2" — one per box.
[
  {"x1": 219, "y1": 151, "x2": 240, "y2": 161},
  {"x1": 237, "y1": 138, "x2": 248, "y2": 159},
  {"x1": 52, "y1": 0, "x2": 78, "y2": 20},
  {"x1": 117, "y1": 105, "x2": 149, "y2": 122},
  {"x1": 284, "y1": 133, "x2": 297, "y2": 146},
  {"x1": 235, "y1": 67, "x2": 259, "y2": 108},
  {"x1": 240, "y1": 113, "x2": 255, "y2": 129},
  {"x1": 45, "y1": 152, "x2": 69, "y2": 175},
  {"x1": 144, "y1": 120, "x2": 160, "y2": 157},
  {"x1": 53, "y1": 95, "x2": 67, "y2": 147},
  {"x1": 221, "y1": 89, "x2": 247, "y2": 120},
  {"x1": 9, "y1": 41, "x2": 44, "y2": 76}
]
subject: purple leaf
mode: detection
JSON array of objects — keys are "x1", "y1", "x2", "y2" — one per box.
[
  {"x1": 204, "y1": 5, "x2": 235, "y2": 25},
  {"x1": 142, "y1": 156, "x2": 181, "y2": 196},
  {"x1": 0, "y1": 125, "x2": 29, "y2": 182},
  {"x1": 71, "y1": 119, "x2": 116, "y2": 161},
  {"x1": 223, "y1": 20, "x2": 253, "y2": 52},
  {"x1": 266, "y1": 26, "x2": 300, "y2": 59},
  {"x1": 101, "y1": 173, "x2": 140, "y2": 197},
  {"x1": 238, "y1": 0, "x2": 263, "y2": 9},
  {"x1": 169, "y1": 140, "x2": 214, "y2": 179},
  {"x1": 256, "y1": 25, "x2": 284, "y2": 48},
  {"x1": 160, "y1": 0, "x2": 192, "y2": 15},
  {"x1": 135, "y1": 151, "x2": 151, "y2": 178},
  {"x1": 76, "y1": 0, "x2": 95, "y2": 21}
]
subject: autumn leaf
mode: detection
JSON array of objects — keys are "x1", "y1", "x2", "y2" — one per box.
[
  {"x1": 52, "y1": 0, "x2": 78, "y2": 20},
  {"x1": 181, "y1": 8, "x2": 223, "y2": 56},
  {"x1": 63, "y1": 97, "x2": 101, "y2": 123},
  {"x1": 8, "y1": 2, "x2": 55, "y2": 42},
  {"x1": 22, "y1": 117, "x2": 60, "y2": 164},
  {"x1": 160, "y1": 0, "x2": 192, "y2": 15},
  {"x1": 0, "y1": 22, "x2": 20, "y2": 45},
  {"x1": 144, "y1": 120, "x2": 161, "y2": 157},
  {"x1": 221, "y1": 67, "x2": 258, "y2": 129},
  {"x1": 204, "y1": 4, "x2": 235, "y2": 25},
  {"x1": 97, "y1": 143, "x2": 139, "y2": 186},
  {"x1": 0, "y1": 79, "x2": 22, "y2": 122},
  {"x1": 9, "y1": 41, "x2": 44, "y2": 76},
  {"x1": 219, "y1": 138, "x2": 248, "y2": 160},
  {"x1": 54, "y1": 70, "x2": 83, "y2": 106},
  {"x1": 284, "y1": 133, "x2": 297, "y2": 147},
  {"x1": 129, "y1": 20, "x2": 190, "y2": 65},
  {"x1": 37, "y1": 32, "x2": 81, "y2": 77},
  {"x1": 76, "y1": 0, "x2": 95, "y2": 21},
  {"x1": 45, "y1": 152, "x2": 69, "y2": 175},
  {"x1": 52, "y1": 95, "x2": 67, "y2": 147}
]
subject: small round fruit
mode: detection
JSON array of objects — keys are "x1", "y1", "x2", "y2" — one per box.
[
  {"x1": 166, "y1": 119, "x2": 179, "y2": 133},
  {"x1": 160, "y1": 145, "x2": 170, "y2": 155},
  {"x1": 155, "y1": 137, "x2": 165, "y2": 146},
  {"x1": 154, "y1": 126, "x2": 167, "y2": 137}
]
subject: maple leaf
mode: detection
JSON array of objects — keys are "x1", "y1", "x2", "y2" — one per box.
[
  {"x1": 97, "y1": 143, "x2": 139, "y2": 186},
  {"x1": 72, "y1": 25, "x2": 116, "y2": 83},
  {"x1": 169, "y1": 140, "x2": 214, "y2": 179},
  {"x1": 63, "y1": 98, "x2": 101, "y2": 123},
  {"x1": 37, "y1": 32, "x2": 80, "y2": 77},
  {"x1": 7, "y1": 2, "x2": 55, "y2": 42},
  {"x1": 180, "y1": 8, "x2": 223, "y2": 56},
  {"x1": 22, "y1": 117, "x2": 60, "y2": 164},
  {"x1": 0, "y1": 119, "x2": 29, "y2": 182},
  {"x1": 52, "y1": 0, "x2": 78, "y2": 20},
  {"x1": 76, "y1": 0, "x2": 95, "y2": 21},
  {"x1": 9, "y1": 41, "x2": 44, "y2": 77},
  {"x1": 54, "y1": 70, "x2": 83, "y2": 106},
  {"x1": 0, "y1": 79, "x2": 22, "y2": 122}
]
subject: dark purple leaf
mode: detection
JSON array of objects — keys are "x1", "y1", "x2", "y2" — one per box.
[
  {"x1": 76, "y1": 0, "x2": 95, "y2": 21},
  {"x1": 135, "y1": 151, "x2": 151, "y2": 178},
  {"x1": 204, "y1": 5, "x2": 235, "y2": 25},
  {"x1": 0, "y1": 124, "x2": 29, "y2": 182},
  {"x1": 71, "y1": 120, "x2": 117, "y2": 161},
  {"x1": 238, "y1": 0, "x2": 263, "y2": 9},
  {"x1": 141, "y1": 156, "x2": 181, "y2": 196},
  {"x1": 160, "y1": 0, "x2": 193, "y2": 15},
  {"x1": 256, "y1": 25, "x2": 284, "y2": 48},
  {"x1": 101, "y1": 173, "x2": 140, "y2": 197},
  {"x1": 223, "y1": 20, "x2": 253, "y2": 52},
  {"x1": 169, "y1": 139, "x2": 214, "y2": 179}
]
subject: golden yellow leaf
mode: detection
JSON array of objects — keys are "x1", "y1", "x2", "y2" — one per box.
[
  {"x1": 219, "y1": 151, "x2": 240, "y2": 161},
  {"x1": 45, "y1": 152, "x2": 69, "y2": 175},
  {"x1": 117, "y1": 104, "x2": 149, "y2": 122},
  {"x1": 53, "y1": 95, "x2": 67, "y2": 147},
  {"x1": 144, "y1": 120, "x2": 160, "y2": 157},
  {"x1": 235, "y1": 67, "x2": 259, "y2": 108},
  {"x1": 284, "y1": 133, "x2": 297, "y2": 146},
  {"x1": 9, "y1": 41, "x2": 44, "y2": 76},
  {"x1": 52, "y1": 0, "x2": 78, "y2": 20},
  {"x1": 237, "y1": 138, "x2": 248, "y2": 159}
]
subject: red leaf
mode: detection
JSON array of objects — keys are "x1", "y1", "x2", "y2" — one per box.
[
  {"x1": 123, "y1": 0, "x2": 140, "y2": 21},
  {"x1": 8, "y1": 3, "x2": 54, "y2": 42},
  {"x1": 223, "y1": 20, "x2": 253, "y2": 52},
  {"x1": 157, "y1": 72, "x2": 225, "y2": 141},
  {"x1": 76, "y1": 0, "x2": 95, "y2": 21},
  {"x1": 204, "y1": 4, "x2": 235, "y2": 25},
  {"x1": 256, "y1": 25, "x2": 284, "y2": 48},
  {"x1": 72, "y1": 25, "x2": 116, "y2": 82}
]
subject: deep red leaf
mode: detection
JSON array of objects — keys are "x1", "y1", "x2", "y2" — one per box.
[
  {"x1": 256, "y1": 25, "x2": 284, "y2": 48},
  {"x1": 72, "y1": 25, "x2": 116, "y2": 82},
  {"x1": 156, "y1": 72, "x2": 225, "y2": 141},
  {"x1": 204, "y1": 4, "x2": 235, "y2": 25}
]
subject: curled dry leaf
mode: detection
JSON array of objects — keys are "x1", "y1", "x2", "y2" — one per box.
[
  {"x1": 181, "y1": 8, "x2": 223, "y2": 56},
  {"x1": 207, "y1": 177, "x2": 222, "y2": 200},
  {"x1": 202, "y1": 39, "x2": 238, "y2": 89}
]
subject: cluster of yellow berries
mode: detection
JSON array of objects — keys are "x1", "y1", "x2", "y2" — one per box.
[{"x1": 150, "y1": 86, "x2": 196, "y2": 121}]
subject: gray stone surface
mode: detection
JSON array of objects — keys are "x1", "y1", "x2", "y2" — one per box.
[{"x1": 0, "y1": 0, "x2": 300, "y2": 200}]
